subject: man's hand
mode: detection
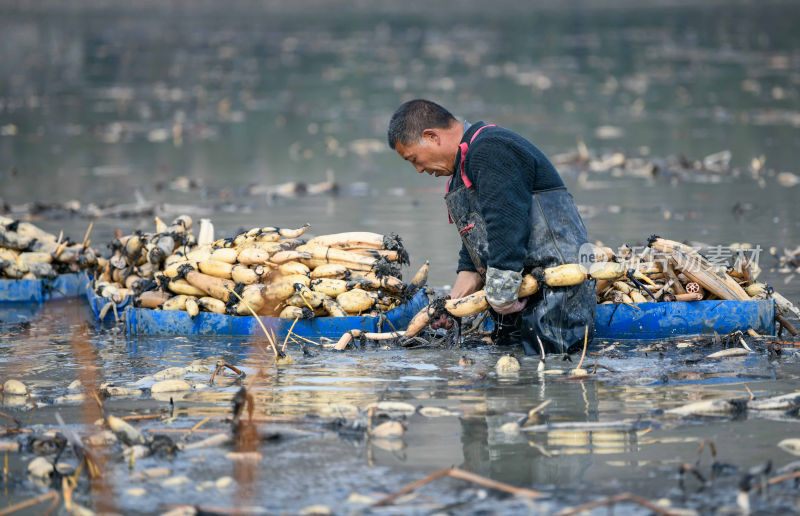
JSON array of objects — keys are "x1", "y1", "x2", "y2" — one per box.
[
  {"x1": 433, "y1": 271, "x2": 483, "y2": 330},
  {"x1": 489, "y1": 297, "x2": 528, "y2": 315},
  {"x1": 449, "y1": 270, "x2": 484, "y2": 299}
]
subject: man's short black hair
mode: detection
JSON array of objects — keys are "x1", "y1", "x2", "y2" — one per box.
[{"x1": 387, "y1": 99, "x2": 458, "y2": 149}]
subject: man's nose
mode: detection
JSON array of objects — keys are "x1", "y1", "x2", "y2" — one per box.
[{"x1": 414, "y1": 164, "x2": 425, "y2": 173}]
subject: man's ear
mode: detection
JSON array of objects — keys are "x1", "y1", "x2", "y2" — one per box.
[{"x1": 421, "y1": 129, "x2": 440, "y2": 145}]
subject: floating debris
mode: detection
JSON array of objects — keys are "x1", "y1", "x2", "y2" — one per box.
[
  {"x1": 151, "y1": 380, "x2": 192, "y2": 393},
  {"x1": 347, "y1": 493, "x2": 376, "y2": 505},
  {"x1": 319, "y1": 403, "x2": 360, "y2": 418},
  {"x1": 0, "y1": 440, "x2": 20, "y2": 452},
  {"x1": 181, "y1": 433, "x2": 231, "y2": 451},
  {"x1": 521, "y1": 420, "x2": 648, "y2": 433},
  {"x1": 3, "y1": 379, "x2": 28, "y2": 395},
  {"x1": 163, "y1": 475, "x2": 190, "y2": 487},
  {"x1": 665, "y1": 399, "x2": 748, "y2": 417},
  {"x1": 776, "y1": 172, "x2": 799, "y2": 187},
  {"x1": 107, "y1": 414, "x2": 146, "y2": 445},
  {"x1": 748, "y1": 392, "x2": 800, "y2": 411},
  {"x1": 67, "y1": 380, "x2": 82, "y2": 392},
  {"x1": 226, "y1": 451, "x2": 263, "y2": 461},
  {"x1": 123, "y1": 445, "x2": 150, "y2": 461},
  {"x1": 417, "y1": 406, "x2": 458, "y2": 418},
  {"x1": 27, "y1": 456, "x2": 54, "y2": 479},
  {"x1": 85, "y1": 430, "x2": 117, "y2": 448},
  {"x1": 500, "y1": 421, "x2": 523, "y2": 437},
  {"x1": 54, "y1": 393, "x2": 87, "y2": 404},
  {"x1": 496, "y1": 354, "x2": 521, "y2": 375},
  {"x1": 104, "y1": 386, "x2": 143, "y2": 397},
  {"x1": 594, "y1": 125, "x2": 625, "y2": 140},
  {"x1": 458, "y1": 355, "x2": 475, "y2": 367},
  {"x1": 215, "y1": 476, "x2": 234, "y2": 489},
  {"x1": 153, "y1": 367, "x2": 188, "y2": 380},
  {"x1": 369, "y1": 421, "x2": 405, "y2": 439},
  {"x1": 777, "y1": 439, "x2": 800, "y2": 456},
  {"x1": 134, "y1": 467, "x2": 171, "y2": 480},
  {"x1": 367, "y1": 401, "x2": 416, "y2": 416},
  {"x1": 705, "y1": 348, "x2": 750, "y2": 359}
]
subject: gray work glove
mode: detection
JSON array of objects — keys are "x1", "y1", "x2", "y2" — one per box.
[{"x1": 485, "y1": 266, "x2": 526, "y2": 315}]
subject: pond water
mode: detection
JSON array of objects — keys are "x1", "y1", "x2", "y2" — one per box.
[
  {"x1": 2, "y1": 0, "x2": 800, "y2": 514},
  {"x1": 2, "y1": 301, "x2": 800, "y2": 514}
]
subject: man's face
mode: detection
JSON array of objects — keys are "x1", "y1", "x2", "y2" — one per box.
[{"x1": 395, "y1": 132, "x2": 454, "y2": 177}]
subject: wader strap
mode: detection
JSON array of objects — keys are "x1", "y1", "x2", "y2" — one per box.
[
  {"x1": 459, "y1": 124, "x2": 496, "y2": 187},
  {"x1": 446, "y1": 124, "x2": 497, "y2": 223}
]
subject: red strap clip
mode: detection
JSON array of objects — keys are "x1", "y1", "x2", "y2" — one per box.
[{"x1": 459, "y1": 223, "x2": 475, "y2": 235}]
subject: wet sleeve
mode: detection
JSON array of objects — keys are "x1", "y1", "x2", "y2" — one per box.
[
  {"x1": 464, "y1": 140, "x2": 532, "y2": 272},
  {"x1": 457, "y1": 241, "x2": 478, "y2": 273}
]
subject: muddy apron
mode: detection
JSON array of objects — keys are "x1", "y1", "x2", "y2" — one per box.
[{"x1": 444, "y1": 125, "x2": 596, "y2": 354}]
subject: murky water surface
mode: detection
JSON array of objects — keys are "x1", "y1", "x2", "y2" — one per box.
[
  {"x1": 2, "y1": 302, "x2": 800, "y2": 514},
  {"x1": 2, "y1": 0, "x2": 800, "y2": 514}
]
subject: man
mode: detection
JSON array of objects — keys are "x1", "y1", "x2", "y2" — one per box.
[{"x1": 387, "y1": 99, "x2": 595, "y2": 354}]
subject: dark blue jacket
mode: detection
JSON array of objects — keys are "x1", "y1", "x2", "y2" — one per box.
[{"x1": 450, "y1": 122, "x2": 565, "y2": 273}]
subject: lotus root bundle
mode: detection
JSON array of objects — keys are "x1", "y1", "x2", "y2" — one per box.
[
  {"x1": 592, "y1": 236, "x2": 799, "y2": 321},
  {"x1": 0, "y1": 216, "x2": 98, "y2": 280},
  {"x1": 91, "y1": 217, "x2": 431, "y2": 320},
  {"x1": 398, "y1": 235, "x2": 799, "y2": 339}
]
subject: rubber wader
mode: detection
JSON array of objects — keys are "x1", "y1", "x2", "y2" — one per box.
[{"x1": 444, "y1": 126, "x2": 596, "y2": 355}]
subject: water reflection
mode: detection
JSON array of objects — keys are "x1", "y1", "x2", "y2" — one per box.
[{"x1": 459, "y1": 375, "x2": 601, "y2": 488}]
